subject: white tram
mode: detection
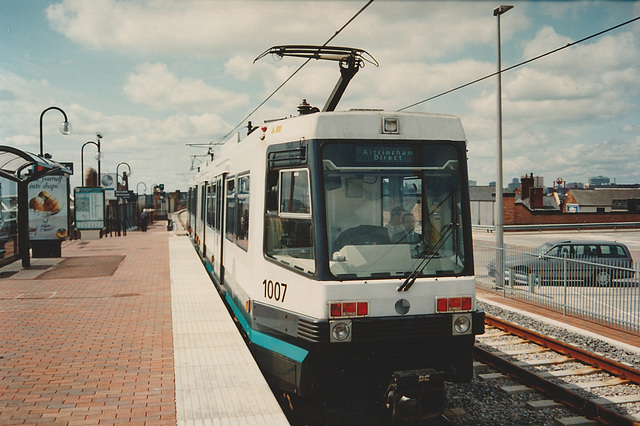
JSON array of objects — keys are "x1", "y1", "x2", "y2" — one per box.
[{"x1": 187, "y1": 46, "x2": 484, "y2": 421}]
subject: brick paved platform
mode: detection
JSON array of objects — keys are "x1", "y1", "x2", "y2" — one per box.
[
  {"x1": 0, "y1": 220, "x2": 288, "y2": 425},
  {"x1": 1, "y1": 222, "x2": 175, "y2": 425}
]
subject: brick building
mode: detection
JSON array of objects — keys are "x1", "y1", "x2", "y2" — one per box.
[
  {"x1": 470, "y1": 175, "x2": 640, "y2": 226},
  {"x1": 503, "y1": 175, "x2": 640, "y2": 226}
]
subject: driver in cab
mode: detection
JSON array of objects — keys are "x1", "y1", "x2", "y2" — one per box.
[{"x1": 392, "y1": 213, "x2": 422, "y2": 244}]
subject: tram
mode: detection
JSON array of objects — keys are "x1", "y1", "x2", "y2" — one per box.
[{"x1": 187, "y1": 46, "x2": 484, "y2": 421}]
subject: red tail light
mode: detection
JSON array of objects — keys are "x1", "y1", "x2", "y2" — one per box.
[
  {"x1": 437, "y1": 298, "x2": 448, "y2": 312},
  {"x1": 329, "y1": 301, "x2": 369, "y2": 318},
  {"x1": 330, "y1": 303, "x2": 342, "y2": 317},
  {"x1": 343, "y1": 302, "x2": 357, "y2": 316},
  {"x1": 356, "y1": 302, "x2": 368, "y2": 316},
  {"x1": 436, "y1": 296, "x2": 473, "y2": 313},
  {"x1": 461, "y1": 297, "x2": 472, "y2": 311},
  {"x1": 449, "y1": 297, "x2": 462, "y2": 310}
]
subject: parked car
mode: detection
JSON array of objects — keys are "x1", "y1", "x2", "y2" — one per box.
[{"x1": 487, "y1": 240, "x2": 635, "y2": 286}]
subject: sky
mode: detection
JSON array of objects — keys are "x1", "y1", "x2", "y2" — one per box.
[{"x1": 1, "y1": 0, "x2": 639, "y2": 193}]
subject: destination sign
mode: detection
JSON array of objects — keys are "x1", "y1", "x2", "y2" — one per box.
[{"x1": 355, "y1": 146, "x2": 414, "y2": 164}]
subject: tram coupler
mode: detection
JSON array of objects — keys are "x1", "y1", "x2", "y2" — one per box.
[{"x1": 383, "y1": 369, "x2": 446, "y2": 421}]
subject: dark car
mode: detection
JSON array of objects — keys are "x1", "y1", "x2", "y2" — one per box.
[{"x1": 487, "y1": 240, "x2": 635, "y2": 286}]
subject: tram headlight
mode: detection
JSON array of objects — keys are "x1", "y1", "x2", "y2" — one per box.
[
  {"x1": 330, "y1": 320, "x2": 352, "y2": 343},
  {"x1": 452, "y1": 314, "x2": 472, "y2": 336}
]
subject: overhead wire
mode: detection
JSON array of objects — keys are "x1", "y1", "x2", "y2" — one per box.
[
  {"x1": 214, "y1": 0, "x2": 375, "y2": 145},
  {"x1": 398, "y1": 16, "x2": 640, "y2": 112}
]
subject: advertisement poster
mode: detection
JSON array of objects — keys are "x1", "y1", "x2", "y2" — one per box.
[
  {"x1": 28, "y1": 175, "x2": 68, "y2": 241},
  {"x1": 74, "y1": 187, "x2": 105, "y2": 230}
]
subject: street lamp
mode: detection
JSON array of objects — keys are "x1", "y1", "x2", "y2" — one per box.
[
  {"x1": 116, "y1": 162, "x2": 132, "y2": 190},
  {"x1": 494, "y1": 5, "x2": 513, "y2": 289},
  {"x1": 39, "y1": 106, "x2": 72, "y2": 157},
  {"x1": 81, "y1": 138, "x2": 102, "y2": 186},
  {"x1": 136, "y1": 182, "x2": 147, "y2": 195}
]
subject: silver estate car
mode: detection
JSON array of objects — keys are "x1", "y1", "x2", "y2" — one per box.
[{"x1": 487, "y1": 240, "x2": 635, "y2": 286}]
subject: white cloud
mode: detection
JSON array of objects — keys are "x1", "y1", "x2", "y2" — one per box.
[
  {"x1": 7, "y1": 0, "x2": 635, "y2": 188},
  {"x1": 45, "y1": 0, "x2": 357, "y2": 58},
  {"x1": 123, "y1": 62, "x2": 249, "y2": 112}
]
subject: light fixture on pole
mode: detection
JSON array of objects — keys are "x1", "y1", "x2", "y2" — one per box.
[
  {"x1": 494, "y1": 4, "x2": 513, "y2": 290},
  {"x1": 136, "y1": 182, "x2": 147, "y2": 195},
  {"x1": 39, "y1": 106, "x2": 72, "y2": 158},
  {"x1": 116, "y1": 162, "x2": 132, "y2": 190},
  {"x1": 81, "y1": 138, "x2": 102, "y2": 186}
]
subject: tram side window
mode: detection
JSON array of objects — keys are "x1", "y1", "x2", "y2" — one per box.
[
  {"x1": 226, "y1": 179, "x2": 236, "y2": 242},
  {"x1": 200, "y1": 185, "x2": 206, "y2": 223},
  {"x1": 264, "y1": 168, "x2": 314, "y2": 274},
  {"x1": 236, "y1": 175, "x2": 249, "y2": 250},
  {"x1": 215, "y1": 179, "x2": 223, "y2": 231},
  {"x1": 206, "y1": 184, "x2": 216, "y2": 229}
]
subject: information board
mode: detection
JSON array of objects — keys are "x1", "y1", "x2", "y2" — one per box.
[{"x1": 74, "y1": 187, "x2": 105, "y2": 230}]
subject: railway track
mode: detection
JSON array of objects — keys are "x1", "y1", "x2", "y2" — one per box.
[{"x1": 474, "y1": 315, "x2": 640, "y2": 425}]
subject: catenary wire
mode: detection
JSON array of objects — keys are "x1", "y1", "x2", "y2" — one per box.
[
  {"x1": 398, "y1": 16, "x2": 640, "y2": 112},
  {"x1": 214, "y1": 0, "x2": 375, "y2": 145}
]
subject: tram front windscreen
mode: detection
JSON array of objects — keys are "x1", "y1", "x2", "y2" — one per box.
[{"x1": 321, "y1": 141, "x2": 469, "y2": 280}]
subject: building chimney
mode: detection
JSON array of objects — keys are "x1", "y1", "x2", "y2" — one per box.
[
  {"x1": 520, "y1": 173, "x2": 534, "y2": 200},
  {"x1": 530, "y1": 187, "x2": 544, "y2": 209}
]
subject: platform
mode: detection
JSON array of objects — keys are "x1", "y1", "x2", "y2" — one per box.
[{"x1": 0, "y1": 220, "x2": 289, "y2": 425}]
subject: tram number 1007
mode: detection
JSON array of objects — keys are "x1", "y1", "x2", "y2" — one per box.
[{"x1": 262, "y1": 279, "x2": 288, "y2": 302}]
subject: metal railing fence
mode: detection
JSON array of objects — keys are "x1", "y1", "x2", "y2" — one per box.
[{"x1": 474, "y1": 240, "x2": 640, "y2": 334}]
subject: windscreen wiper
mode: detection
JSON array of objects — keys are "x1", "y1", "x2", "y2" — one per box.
[{"x1": 397, "y1": 223, "x2": 457, "y2": 292}]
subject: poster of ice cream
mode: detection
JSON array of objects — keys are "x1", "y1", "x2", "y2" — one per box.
[{"x1": 28, "y1": 175, "x2": 68, "y2": 240}]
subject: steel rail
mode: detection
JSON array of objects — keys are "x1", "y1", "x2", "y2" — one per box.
[
  {"x1": 475, "y1": 315, "x2": 640, "y2": 425},
  {"x1": 473, "y1": 345, "x2": 636, "y2": 426},
  {"x1": 484, "y1": 315, "x2": 640, "y2": 385}
]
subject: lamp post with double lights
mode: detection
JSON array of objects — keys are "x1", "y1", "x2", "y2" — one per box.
[
  {"x1": 494, "y1": 4, "x2": 513, "y2": 290},
  {"x1": 39, "y1": 106, "x2": 72, "y2": 158}
]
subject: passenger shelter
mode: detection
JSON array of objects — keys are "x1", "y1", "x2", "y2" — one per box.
[{"x1": 0, "y1": 146, "x2": 72, "y2": 267}]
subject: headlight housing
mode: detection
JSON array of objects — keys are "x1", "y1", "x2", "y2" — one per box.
[
  {"x1": 452, "y1": 314, "x2": 472, "y2": 335},
  {"x1": 330, "y1": 320, "x2": 352, "y2": 342}
]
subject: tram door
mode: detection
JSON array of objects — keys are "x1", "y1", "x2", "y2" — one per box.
[
  {"x1": 198, "y1": 183, "x2": 207, "y2": 256},
  {"x1": 211, "y1": 174, "x2": 226, "y2": 287}
]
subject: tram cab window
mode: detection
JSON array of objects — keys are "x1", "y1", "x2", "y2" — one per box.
[
  {"x1": 322, "y1": 141, "x2": 467, "y2": 280},
  {"x1": 264, "y1": 168, "x2": 315, "y2": 275}
]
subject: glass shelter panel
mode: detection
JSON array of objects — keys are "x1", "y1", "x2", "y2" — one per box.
[{"x1": 322, "y1": 141, "x2": 467, "y2": 279}]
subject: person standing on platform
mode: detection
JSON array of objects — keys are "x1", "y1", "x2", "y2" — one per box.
[{"x1": 139, "y1": 210, "x2": 149, "y2": 232}]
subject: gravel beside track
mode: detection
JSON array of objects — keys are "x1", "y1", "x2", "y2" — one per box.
[{"x1": 442, "y1": 300, "x2": 640, "y2": 425}]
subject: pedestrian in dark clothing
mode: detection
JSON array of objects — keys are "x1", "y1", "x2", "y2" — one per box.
[{"x1": 139, "y1": 211, "x2": 149, "y2": 232}]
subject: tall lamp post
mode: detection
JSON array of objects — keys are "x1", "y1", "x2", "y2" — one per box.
[
  {"x1": 136, "y1": 182, "x2": 147, "y2": 195},
  {"x1": 81, "y1": 138, "x2": 102, "y2": 186},
  {"x1": 116, "y1": 162, "x2": 132, "y2": 190},
  {"x1": 494, "y1": 5, "x2": 513, "y2": 289},
  {"x1": 40, "y1": 106, "x2": 72, "y2": 157}
]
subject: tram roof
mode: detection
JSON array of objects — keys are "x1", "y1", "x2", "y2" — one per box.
[
  {"x1": 188, "y1": 110, "x2": 467, "y2": 185},
  {"x1": 244, "y1": 110, "x2": 466, "y2": 146}
]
